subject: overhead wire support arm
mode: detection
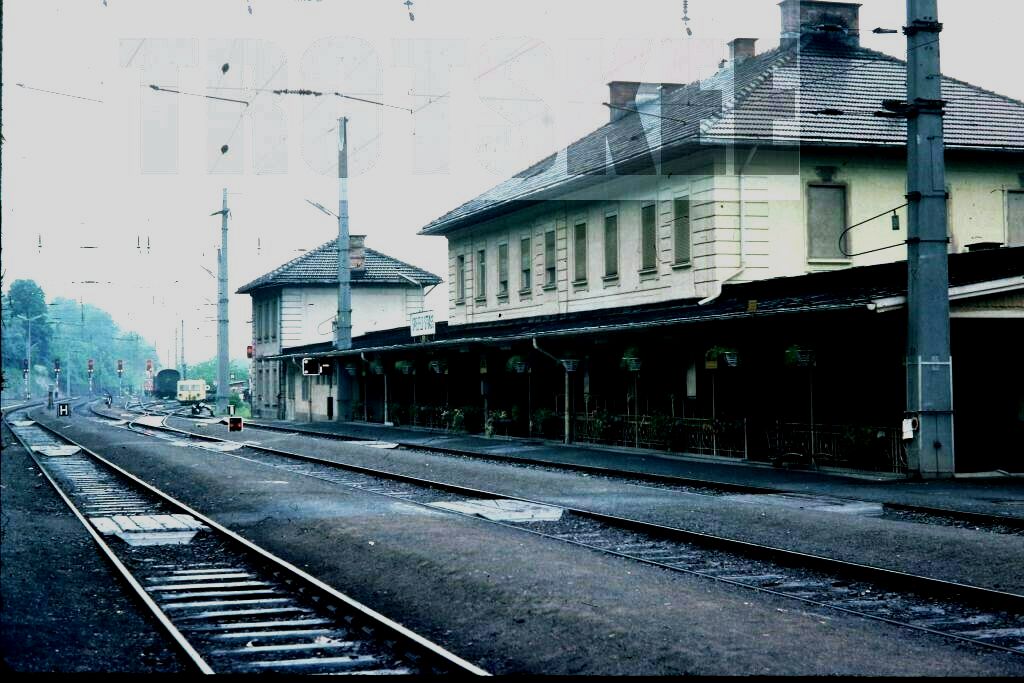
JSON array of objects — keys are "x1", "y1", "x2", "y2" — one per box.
[{"x1": 838, "y1": 202, "x2": 909, "y2": 258}]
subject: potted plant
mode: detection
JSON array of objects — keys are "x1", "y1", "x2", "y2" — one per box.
[
  {"x1": 620, "y1": 346, "x2": 642, "y2": 371},
  {"x1": 395, "y1": 360, "x2": 415, "y2": 375},
  {"x1": 706, "y1": 345, "x2": 738, "y2": 369},
  {"x1": 784, "y1": 345, "x2": 815, "y2": 368},
  {"x1": 428, "y1": 359, "x2": 447, "y2": 375},
  {"x1": 368, "y1": 358, "x2": 385, "y2": 375},
  {"x1": 505, "y1": 355, "x2": 528, "y2": 374}
]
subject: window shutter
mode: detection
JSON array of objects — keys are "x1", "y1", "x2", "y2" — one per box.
[
  {"x1": 641, "y1": 204, "x2": 657, "y2": 270},
  {"x1": 808, "y1": 185, "x2": 847, "y2": 259},
  {"x1": 520, "y1": 237, "x2": 531, "y2": 289},
  {"x1": 498, "y1": 243, "x2": 509, "y2": 294},
  {"x1": 604, "y1": 214, "x2": 618, "y2": 277},
  {"x1": 574, "y1": 223, "x2": 587, "y2": 282},
  {"x1": 1008, "y1": 191, "x2": 1024, "y2": 246},
  {"x1": 674, "y1": 198, "x2": 691, "y2": 264},
  {"x1": 545, "y1": 231, "x2": 556, "y2": 285}
]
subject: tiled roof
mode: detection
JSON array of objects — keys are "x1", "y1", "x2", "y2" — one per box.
[
  {"x1": 273, "y1": 245, "x2": 1024, "y2": 358},
  {"x1": 420, "y1": 35, "x2": 1024, "y2": 236},
  {"x1": 236, "y1": 240, "x2": 442, "y2": 294}
]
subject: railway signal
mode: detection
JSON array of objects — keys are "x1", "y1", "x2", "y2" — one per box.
[
  {"x1": 87, "y1": 359, "x2": 94, "y2": 374},
  {"x1": 246, "y1": 344, "x2": 253, "y2": 359},
  {"x1": 54, "y1": 359, "x2": 61, "y2": 374},
  {"x1": 146, "y1": 359, "x2": 153, "y2": 373},
  {"x1": 117, "y1": 359, "x2": 123, "y2": 376},
  {"x1": 302, "y1": 358, "x2": 332, "y2": 376}
]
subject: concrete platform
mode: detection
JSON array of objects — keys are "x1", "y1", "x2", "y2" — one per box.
[{"x1": 248, "y1": 418, "x2": 1024, "y2": 520}]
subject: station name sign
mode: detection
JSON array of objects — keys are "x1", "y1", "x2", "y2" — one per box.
[{"x1": 410, "y1": 310, "x2": 435, "y2": 337}]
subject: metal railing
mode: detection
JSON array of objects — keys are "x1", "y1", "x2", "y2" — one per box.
[{"x1": 572, "y1": 413, "x2": 907, "y2": 474}]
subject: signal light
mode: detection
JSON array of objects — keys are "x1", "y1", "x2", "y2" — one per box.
[
  {"x1": 88, "y1": 359, "x2": 94, "y2": 372},
  {"x1": 117, "y1": 359, "x2": 123, "y2": 375},
  {"x1": 54, "y1": 359, "x2": 61, "y2": 372},
  {"x1": 146, "y1": 359, "x2": 153, "y2": 372},
  {"x1": 246, "y1": 344, "x2": 254, "y2": 359},
  {"x1": 23, "y1": 359, "x2": 29, "y2": 371}
]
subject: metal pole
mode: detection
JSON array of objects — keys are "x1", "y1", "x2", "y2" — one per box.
[
  {"x1": 217, "y1": 188, "x2": 230, "y2": 416},
  {"x1": 905, "y1": 0, "x2": 954, "y2": 477},
  {"x1": 336, "y1": 117, "x2": 352, "y2": 421},
  {"x1": 26, "y1": 318, "x2": 33, "y2": 399},
  {"x1": 564, "y1": 369, "x2": 570, "y2": 444},
  {"x1": 181, "y1": 320, "x2": 187, "y2": 379}
]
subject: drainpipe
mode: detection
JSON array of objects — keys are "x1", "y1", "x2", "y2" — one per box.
[
  {"x1": 289, "y1": 357, "x2": 299, "y2": 419},
  {"x1": 360, "y1": 352, "x2": 371, "y2": 422},
  {"x1": 698, "y1": 145, "x2": 758, "y2": 306},
  {"x1": 533, "y1": 338, "x2": 571, "y2": 445}
]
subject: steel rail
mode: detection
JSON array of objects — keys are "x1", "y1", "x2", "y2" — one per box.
[
  {"x1": 3, "y1": 408, "x2": 215, "y2": 674},
  {"x1": 8, "y1": 406, "x2": 490, "y2": 676},
  {"x1": 234, "y1": 417, "x2": 1024, "y2": 532},
  {"x1": 117, "y1": 408, "x2": 1024, "y2": 618}
]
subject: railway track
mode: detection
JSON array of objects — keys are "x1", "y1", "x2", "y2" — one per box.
[
  {"x1": 3, "y1": 406, "x2": 488, "y2": 676},
  {"x1": 228, "y1": 415, "x2": 1024, "y2": 536},
  {"x1": 84, "y1": 403, "x2": 1024, "y2": 657}
]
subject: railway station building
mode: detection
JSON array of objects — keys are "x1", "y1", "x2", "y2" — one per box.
[
  {"x1": 255, "y1": 0, "x2": 1024, "y2": 477},
  {"x1": 237, "y1": 235, "x2": 441, "y2": 422}
]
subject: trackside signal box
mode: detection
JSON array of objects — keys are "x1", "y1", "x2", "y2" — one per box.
[{"x1": 228, "y1": 416, "x2": 243, "y2": 432}]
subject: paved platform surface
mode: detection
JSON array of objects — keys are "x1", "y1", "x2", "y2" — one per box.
[{"x1": 247, "y1": 417, "x2": 1024, "y2": 519}]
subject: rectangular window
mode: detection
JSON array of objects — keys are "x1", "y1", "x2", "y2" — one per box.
[
  {"x1": 604, "y1": 214, "x2": 619, "y2": 277},
  {"x1": 544, "y1": 230, "x2": 556, "y2": 286},
  {"x1": 674, "y1": 197, "x2": 691, "y2": 264},
  {"x1": 270, "y1": 298, "x2": 277, "y2": 340},
  {"x1": 456, "y1": 254, "x2": 466, "y2": 302},
  {"x1": 520, "y1": 237, "x2": 531, "y2": 292},
  {"x1": 573, "y1": 222, "x2": 587, "y2": 283},
  {"x1": 807, "y1": 185, "x2": 847, "y2": 260},
  {"x1": 641, "y1": 203, "x2": 657, "y2": 271},
  {"x1": 476, "y1": 249, "x2": 487, "y2": 300},
  {"x1": 498, "y1": 243, "x2": 509, "y2": 297},
  {"x1": 1008, "y1": 190, "x2": 1024, "y2": 246}
]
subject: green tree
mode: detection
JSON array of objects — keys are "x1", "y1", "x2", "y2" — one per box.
[{"x1": 187, "y1": 357, "x2": 250, "y2": 393}]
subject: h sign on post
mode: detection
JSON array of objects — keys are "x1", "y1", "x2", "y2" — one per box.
[
  {"x1": 58, "y1": 403, "x2": 70, "y2": 417},
  {"x1": 410, "y1": 310, "x2": 435, "y2": 337},
  {"x1": 302, "y1": 358, "x2": 321, "y2": 376}
]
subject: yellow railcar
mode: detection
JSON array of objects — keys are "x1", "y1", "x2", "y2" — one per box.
[{"x1": 176, "y1": 379, "x2": 208, "y2": 403}]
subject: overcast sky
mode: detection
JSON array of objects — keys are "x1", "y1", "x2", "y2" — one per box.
[{"x1": 3, "y1": 0, "x2": 1022, "y2": 369}]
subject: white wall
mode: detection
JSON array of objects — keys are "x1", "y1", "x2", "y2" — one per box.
[{"x1": 443, "y1": 150, "x2": 1023, "y2": 325}]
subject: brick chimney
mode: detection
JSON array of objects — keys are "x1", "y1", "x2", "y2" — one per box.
[
  {"x1": 728, "y1": 38, "x2": 758, "y2": 64},
  {"x1": 607, "y1": 81, "x2": 642, "y2": 122},
  {"x1": 349, "y1": 234, "x2": 366, "y2": 270},
  {"x1": 779, "y1": 0, "x2": 861, "y2": 48}
]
